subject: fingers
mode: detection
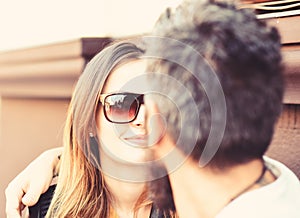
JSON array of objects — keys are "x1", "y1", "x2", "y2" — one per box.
[
  {"x1": 5, "y1": 148, "x2": 60, "y2": 217},
  {"x1": 5, "y1": 181, "x2": 25, "y2": 218},
  {"x1": 22, "y1": 207, "x2": 30, "y2": 218},
  {"x1": 21, "y1": 185, "x2": 41, "y2": 206},
  {"x1": 6, "y1": 179, "x2": 52, "y2": 218},
  {"x1": 6, "y1": 175, "x2": 52, "y2": 218},
  {"x1": 22, "y1": 170, "x2": 54, "y2": 206}
]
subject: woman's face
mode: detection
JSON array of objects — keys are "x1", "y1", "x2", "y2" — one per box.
[{"x1": 96, "y1": 59, "x2": 151, "y2": 166}]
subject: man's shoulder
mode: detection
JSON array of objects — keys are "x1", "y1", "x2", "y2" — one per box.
[
  {"x1": 263, "y1": 156, "x2": 299, "y2": 185},
  {"x1": 217, "y1": 157, "x2": 300, "y2": 218}
]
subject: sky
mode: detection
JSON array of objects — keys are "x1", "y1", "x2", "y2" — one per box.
[{"x1": 0, "y1": 0, "x2": 182, "y2": 52}]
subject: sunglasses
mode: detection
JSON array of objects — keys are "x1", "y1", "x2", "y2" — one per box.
[{"x1": 99, "y1": 92, "x2": 144, "y2": 124}]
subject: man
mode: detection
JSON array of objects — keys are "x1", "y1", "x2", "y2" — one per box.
[
  {"x1": 6, "y1": 1, "x2": 300, "y2": 218},
  {"x1": 146, "y1": 0, "x2": 300, "y2": 217}
]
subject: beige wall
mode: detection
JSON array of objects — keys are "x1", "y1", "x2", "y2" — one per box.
[
  {"x1": 0, "y1": 37, "x2": 111, "y2": 217},
  {"x1": 0, "y1": 97, "x2": 69, "y2": 217}
]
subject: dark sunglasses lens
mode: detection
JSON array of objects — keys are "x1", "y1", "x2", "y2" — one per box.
[{"x1": 105, "y1": 94, "x2": 139, "y2": 123}]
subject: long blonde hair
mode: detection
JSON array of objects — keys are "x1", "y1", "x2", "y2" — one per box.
[{"x1": 46, "y1": 42, "x2": 150, "y2": 217}]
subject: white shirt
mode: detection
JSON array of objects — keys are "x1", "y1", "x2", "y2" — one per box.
[{"x1": 216, "y1": 157, "x2": 300, "y2": 218}]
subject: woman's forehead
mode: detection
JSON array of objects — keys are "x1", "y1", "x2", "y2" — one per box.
[{"x1": 103, "y1": 59, "x2": 148, "y2": 93}]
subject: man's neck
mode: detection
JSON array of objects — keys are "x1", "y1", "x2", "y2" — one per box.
[{"x1": 165, "y1": 149, "x2": 275, "y2": 218}]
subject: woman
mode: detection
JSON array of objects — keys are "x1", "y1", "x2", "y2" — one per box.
[
  {"x1": 33, "y1": 41, "x2": 174, "y2": 217},
  {"x1": 6, "y1": 1, "x2": 300, "y2": 218}
]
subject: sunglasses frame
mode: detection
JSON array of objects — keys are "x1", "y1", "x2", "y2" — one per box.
[{"x1": 99, "y1": 92, "x2": 144, "y2": 124}]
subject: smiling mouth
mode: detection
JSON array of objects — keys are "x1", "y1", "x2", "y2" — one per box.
[{"x1": 123, "y1": 135, "x2": 149, "y2": 147}]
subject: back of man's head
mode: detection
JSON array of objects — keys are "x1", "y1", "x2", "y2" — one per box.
[{"x1": 147, "y1": 0, "x2": 284, "y2": 169}]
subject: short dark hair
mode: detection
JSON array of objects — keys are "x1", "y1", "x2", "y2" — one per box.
[{"x1": 147, "y1": 0, "x2": 284, "y2": 169}]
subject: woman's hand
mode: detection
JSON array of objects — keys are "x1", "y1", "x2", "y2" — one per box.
[{"x1": 5, "y1": 147, "x2": 62, "y2": 218}]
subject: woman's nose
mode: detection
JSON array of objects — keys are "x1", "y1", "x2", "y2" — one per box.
[{"x1": 131, "y1": 105, "x2": 146, "y2": 128}]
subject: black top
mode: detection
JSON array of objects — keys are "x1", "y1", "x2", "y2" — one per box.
[
  {"x1": 29, "y1": 185, "x2": 166, "y2": 218},
  {"x1": 29, "y1": 185, "x2": 56, "y2": 218}
]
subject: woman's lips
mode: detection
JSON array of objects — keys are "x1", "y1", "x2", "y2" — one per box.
[{"x1": 123, "y1": 135, "x2": 149, "y2": 147}]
